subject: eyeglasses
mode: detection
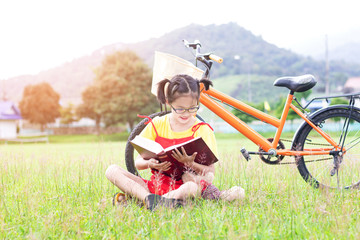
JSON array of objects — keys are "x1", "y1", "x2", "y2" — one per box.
[{"x1": 170, "y1": 104, "x2": 200, "y2": 114}]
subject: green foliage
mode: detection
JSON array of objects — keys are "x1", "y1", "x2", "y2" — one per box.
[
  {"x1": 232, "y1": 101, "x2": 265, "y2": 123},
  {"x1": 330, "y1": 97, "x2": 349, "y2": 105},
  {"x1": 212, "y1": 75, "x2": 287, "y2": 104},
  {"x1": 19, "y1": 82, "x2": 60, "y2": 130},
  {"x1": 59, "y1": 103, "x2": 77, "y2": 126},
  {"x1": 274, "y1": 96, "x2": 303, "y2": 121},
  {"x1": 328, "y1": 97, "x2": 351, "y2": 122},
  {"x1": 90, "y1": 50, "x2": 158, "y2": 129},
  {"x1": 294, "y1": 89, "x2": 312, "y2": 101}
]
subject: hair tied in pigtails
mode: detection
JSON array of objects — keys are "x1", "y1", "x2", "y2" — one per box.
[
  {"x1": 156, "y1": 78, "x2": 171, "y2": 104},
  {"x1": 164, "y1": 79, "x2": 170, "y2": 100},
  {"x1": 199, "y1": 78, "x2": 213, "y2": 91}
]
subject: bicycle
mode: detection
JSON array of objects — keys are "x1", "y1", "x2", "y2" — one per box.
[{"x1": 125, "y1": 39, "x2": 360, "y2": 190}]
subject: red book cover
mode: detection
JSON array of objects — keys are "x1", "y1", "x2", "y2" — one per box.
[{"x1": 130, "y1": 135, "x2": 218, "y2": 178}]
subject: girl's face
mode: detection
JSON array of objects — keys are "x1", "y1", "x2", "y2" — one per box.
[{"x1": 168, "y1": 94, "x2": 199, "y2": 125}]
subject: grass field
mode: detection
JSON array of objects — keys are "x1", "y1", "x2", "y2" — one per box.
[{"x1": 1, "y1": 135, "x2": 359, "y2": 239}]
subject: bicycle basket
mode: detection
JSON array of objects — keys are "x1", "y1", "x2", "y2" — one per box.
[{"x1": 152, "y1": 51, "x2": 204, "y2": 96}]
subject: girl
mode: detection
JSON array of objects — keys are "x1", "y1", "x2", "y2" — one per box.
[{"x1": 105, "y1": 74, "x2": 244, "y2": 210}]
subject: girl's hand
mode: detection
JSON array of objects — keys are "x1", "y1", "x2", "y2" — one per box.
[
  {"x1": 148, "y1": 158, "x2": 171, "y2": 171},
  {"x1": 171, "y1": 147, "x2": 197, "y2": 166}
]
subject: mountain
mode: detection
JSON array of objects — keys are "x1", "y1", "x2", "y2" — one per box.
[
  {"x1": 291, "y1": 28, "x2": 360, "y2": 64},
  {"x1": 3, "y1": 55, "x2": 101, "y2": 105},
  {"x1": 327, "y1": 42, "x2": 360, "y2": 63},
  {"x1": 3, "y1": 23, "x2": 360, "y2": 104}
]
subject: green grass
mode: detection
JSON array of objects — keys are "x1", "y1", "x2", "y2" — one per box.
[
  {"x1": 1, "y1": 136, "x2": 359, "y2": 239},
  {"x1": 48, "y1": 132, "x2": 130, "y2": 143}
]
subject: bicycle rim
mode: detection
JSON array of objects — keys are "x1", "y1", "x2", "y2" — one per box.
[{"x1": 295, "y1": 108, "x2": 360, "y2": 189}]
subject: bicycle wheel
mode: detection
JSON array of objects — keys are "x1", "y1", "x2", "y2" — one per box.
[
  {"x1": 293, "y1": 107, "x2": 360, "y2": 189},
  {"x1": 125, "y1": 111, "x2": 168, "y2": 176},
  {"x1": 124, "y1": 112, "x2": 206, "y2": 176}
]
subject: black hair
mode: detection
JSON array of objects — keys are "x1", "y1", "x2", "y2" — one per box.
[{"x1": 157, "y1": 74, "x2": 213, "y2": 104}]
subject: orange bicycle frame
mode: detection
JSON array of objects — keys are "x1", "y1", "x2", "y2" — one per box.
[{"x1": 199, "y1": 84, "x2": 341, "y2": 156}]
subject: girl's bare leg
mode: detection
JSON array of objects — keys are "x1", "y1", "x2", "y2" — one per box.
[
  {"x1": 182, "y1": 172, "x2": 245, "y2": 201},
  {"x1": 105, "y1": 164, "x2": 150, "y2": 201},
  {"x1": 182, "y1": 172, "x2": 214, "y2": 185},
  {"x1": 219, "y1": 186, "x2": 245, "y2": 201},
  {"x1": 162, "y1": 181, "x2": 199, "y2": 200}
]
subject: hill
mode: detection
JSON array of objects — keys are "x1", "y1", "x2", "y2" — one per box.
[
  {"x1": 296, "y1": 28, "x2": 360, "y2": 64},
  {"x1": 328, "y1": 42, "x2": 360, "y2": 64},
  {"x1": 3, "y1": 23, "x2": 360, "y2": 104}
]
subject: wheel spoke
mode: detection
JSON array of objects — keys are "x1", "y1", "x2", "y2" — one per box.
[
  {"x1": 294, "y1": 108, "x2": 360, "y2": 189},
  {"x1": 345, "y1": 136, "x2": 360, "y2": 151}
]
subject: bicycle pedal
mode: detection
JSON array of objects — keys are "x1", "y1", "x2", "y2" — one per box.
[
  {"x1": 240, "y1": 148, "x2": 251, "y2": 161},
  {"x1": 330, "y1": 168, "x2": 337, "y2": 176}
]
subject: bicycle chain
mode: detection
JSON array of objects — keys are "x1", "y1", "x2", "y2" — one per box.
[{"x1": 271, "y1": 138, "x2": 333, "y2": 165}]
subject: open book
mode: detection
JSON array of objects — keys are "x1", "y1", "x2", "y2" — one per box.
[{"x1": 130, "y1": 135, "x2": 218, "y2": 178}]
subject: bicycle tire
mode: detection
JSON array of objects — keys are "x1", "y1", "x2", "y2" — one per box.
[
  {"x1": 125, "y1": 111, "x2": 168, "y2": 176},
  {"x1": 124, "y1": 112, "x2": 205, "y2": 176},
  {"x1": 293, "y1": 107, "x2": 360, "y2": 189}
]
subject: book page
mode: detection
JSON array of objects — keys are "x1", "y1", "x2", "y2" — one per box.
[{"x1": 131, "y1": 135, "x2": 164, "y2": 157}]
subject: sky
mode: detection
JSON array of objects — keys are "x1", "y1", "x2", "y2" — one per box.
[{"x1": 1, "y1": 0, "x2": 359, "y2": 80}]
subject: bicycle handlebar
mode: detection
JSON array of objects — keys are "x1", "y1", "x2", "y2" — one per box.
[
  {"x1": 183, "y1": 39, "x2": 223, "y2": 64},
  {"x1": 209, "y1": 54, "x2": 223, "y2": 63},
  {"x1": 183, "y1": 39, "x2": 201, "y2": 50},
  {"x1": 183, "y1": 39, "x2": 223, "y2": 78}
]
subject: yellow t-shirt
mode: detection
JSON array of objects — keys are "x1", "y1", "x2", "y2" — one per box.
[{"x1": 139, "y1": 114, "x2": 218, "y2": 157}]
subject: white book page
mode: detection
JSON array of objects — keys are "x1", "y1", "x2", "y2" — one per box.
[{"x1": 131, "y1": 135, "x2": 164, "y2": 154}]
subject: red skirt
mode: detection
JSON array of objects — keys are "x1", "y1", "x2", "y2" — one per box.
[{"x1": 142, "y1": 171, "x2": 183, "y2": 195}]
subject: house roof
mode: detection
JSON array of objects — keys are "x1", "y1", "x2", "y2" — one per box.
[
  {"x1": 344, "y1": 77, "x2": 360, "y2": 89},
  {"x1": 0, "y1": 101, "x2": 22, "y2": 120}
]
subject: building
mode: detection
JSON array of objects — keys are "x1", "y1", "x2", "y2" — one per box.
[
  {"x1": 343, "y1": 77, "x2": 360, "y2": 93},
  {"x1": 0, "y1": 101, "x2": 22, "y2": 139},
  {"x1": 343, "y1": 77, "x2": 360, "y2": 108}
]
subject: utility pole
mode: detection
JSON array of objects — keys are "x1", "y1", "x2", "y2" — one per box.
[
  {"x1": 325, "y1": 34, "x2": 330, "y2": 94},
  {"x1": 247, "y1": 70, "x2": 252, "y2": 102},
  {"x1": 246, "y1": 60, "x2": 252, "y2": 102}
]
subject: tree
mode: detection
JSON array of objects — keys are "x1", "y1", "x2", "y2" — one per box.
[
  {"x1": 232, "y1": 101, "x2": 265, "y2": 123},
  {"x1": 19, "y1": 82, "x2": 60, "y2": 131},
  {"x1": 76, "y1": 85, "x2": 102, "y2": 133},
  {"x1": 60, "y1": 103, "x2": 77, "y2": 126},
  {"x1": 294, "y1": 90, "x2": 312, "y2": 101},
  {"x1": 330, "y1": 97, "x2": 348, "y2": 105},
  {"x1": 93, "y1": 50, "x2": 158, "y2": 129},
  {"x1": 274, "y1": 96, "x2": 304, "y2": 121}
]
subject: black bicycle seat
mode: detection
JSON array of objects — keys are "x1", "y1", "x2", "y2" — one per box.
[{"x1": 273, "y1": 74, "x2": 317, "y2": 92}]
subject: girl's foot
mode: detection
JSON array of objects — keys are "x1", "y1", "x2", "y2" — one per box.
[
  {"x1": 219, "y1": 186, "x2": 245, "y2": 201},
  {"x1": 201, "y1": 183, "x2": 221, "y2": 200},
  {"x1": 145, "y1": 194, "x2": 184, "y2": 211},
  {"x1": 144, "y1": 194, "x2": 162, "y2": 211},
  {"x1": 113, "y1": 192, "x2": 128, "y2": 206},
  {"x1": 159, "y1": 197, "x2": 184, "y2": 208}
]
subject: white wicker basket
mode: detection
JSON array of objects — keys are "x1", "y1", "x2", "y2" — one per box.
[{"x1": 151, "y1": 51, "x2": 204, "y2": 96}]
